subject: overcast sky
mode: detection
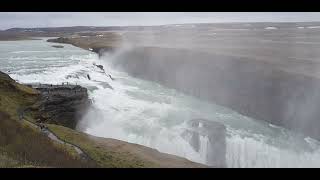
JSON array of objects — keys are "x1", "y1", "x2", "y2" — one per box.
[{"x1": 1, "y1": 12, "x2": 320, "y2": 30}]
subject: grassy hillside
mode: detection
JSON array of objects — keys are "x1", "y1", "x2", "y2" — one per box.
[
  {"x1": 48, "y1": 124, "x2": 156, "y2": 168},
  {"x1": 47, "y1": 32, "x2": 121, "y2": 54},
  {"x1": 0, "y1": 112, "x2": 96, "y2": 167},
  {"x1": 48, "y1": 124, "x2": 207, "y2": 168},
  {"x1": 0, "y1": 71, "x2": 38, "y2": 119},
  {"x1": 0, "y1": 71, "x2": 96, "y2": 167}
]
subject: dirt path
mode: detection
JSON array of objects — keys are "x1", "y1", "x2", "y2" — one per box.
[{"x1": 22, "y1": 117, "x2": 91, "y2": 161}]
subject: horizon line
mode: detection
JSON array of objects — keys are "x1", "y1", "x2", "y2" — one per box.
[{"x1": 3, "y1": 21, "x2": 320, "y2": 31}]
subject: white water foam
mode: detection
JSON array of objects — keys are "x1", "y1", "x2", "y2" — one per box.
[{"x1": 226, "y1": 132, "x2": 320, "y2": 168}]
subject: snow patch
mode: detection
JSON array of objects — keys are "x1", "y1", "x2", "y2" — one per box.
[{"x1": 265, "y1": 27, "x2": 278, "y2": 30}]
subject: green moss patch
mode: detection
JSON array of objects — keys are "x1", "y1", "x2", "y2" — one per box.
[{"x1": 0, "y1": 72, "x2": 39, "y2": 119}]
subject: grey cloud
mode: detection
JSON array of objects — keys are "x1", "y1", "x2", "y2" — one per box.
[{"x1": 1, "y1": 12, "x2": 320, "y2": 30}]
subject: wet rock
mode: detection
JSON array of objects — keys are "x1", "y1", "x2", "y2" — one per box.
[
  {"x1": 95, "y1": 64, "x2": 104, "y2": 71},
  {"x1": 52, "y1": 45, "x2": 64, "y2": 48},
  {"x1": 47, "y1": 37, "x2": 69, "y2": 44},
  {"x1": 108, "y1": 74, "x2": 115, "y2": 81},
  {"x1": 27, "y1": 84, "x2": 91, "y2": 129},
  {"x1": 182, "y1": 118, "x2": 226, "y2": 167},
  {"x1": 65, "y1": 74, "x2": 80, "y2": 79},
  {"x1": 182, "y1": 129, "x2": 200, "y2": 152}
]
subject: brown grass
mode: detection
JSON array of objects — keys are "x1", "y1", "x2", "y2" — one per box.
[{"x1": 0, "y1": 111, "x2": 97, "y2": 167}]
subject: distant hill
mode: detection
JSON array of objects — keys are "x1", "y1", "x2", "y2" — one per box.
[
  {"x1": 5, "y1": 22, "x2": 320, "y2": 33},
  {"x1": 3, "y1": 22, "x2": 320, "y2": 41}
]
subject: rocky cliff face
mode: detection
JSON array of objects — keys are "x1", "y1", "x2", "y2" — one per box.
[
  {"x1": 182, "y1": 119, "x2": 226, "y2": 167},
  {"x1": 26, "y1": 84, "x2": 91, "y2": 129},
  {"x1": 1, "y1": 70, "x2": 91, "y2": 129},
  {"x1": 109, "y1": 47, "x2": 320, "y2": 140}
]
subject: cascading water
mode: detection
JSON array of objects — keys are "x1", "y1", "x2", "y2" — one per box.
[{"x1": 2, "y1": 38, "x2": 320, "y2": 167}]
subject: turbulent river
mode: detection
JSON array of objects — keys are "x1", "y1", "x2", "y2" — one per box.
[{"x1": 2, "y1": 38, "x2": 320, "y2": 167}]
